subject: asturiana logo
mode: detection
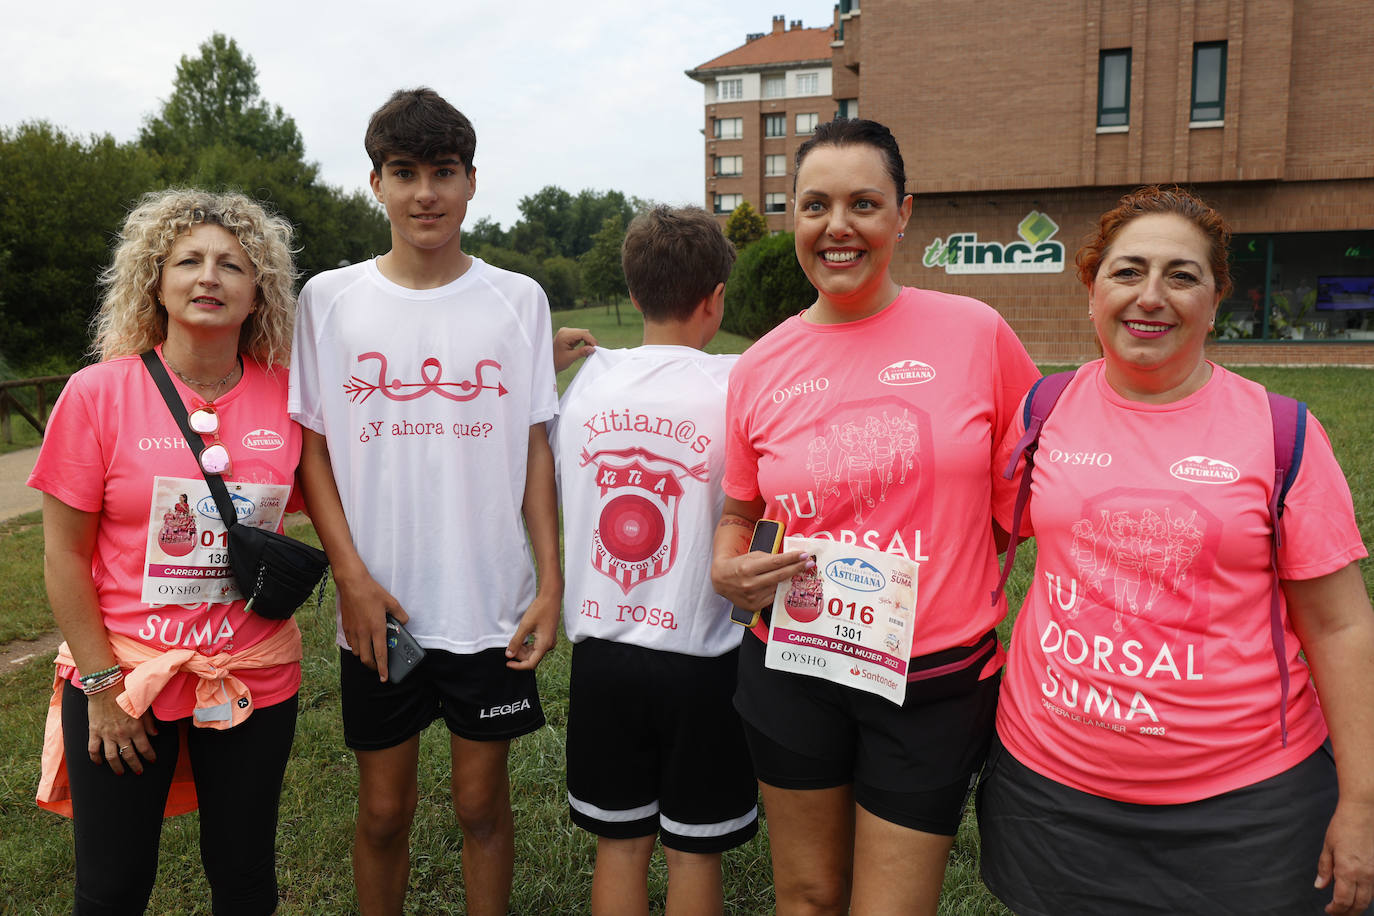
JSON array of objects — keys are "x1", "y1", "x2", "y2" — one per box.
[
  {"x1": 198, "y1": 492, "x2": 254, "y2": 521},
  {"x1": 879, "y1": 360, "x2": 936, "y2": 386},
  {"x1": 242, "y1": 428, "x2": 286, "y2": 451},
  {"x1": 1169, "y1": 456, "x2": 1240, "y2": 484},
  {"x1": 825, "y1": 557, "x2": 886, "y2": 592}
]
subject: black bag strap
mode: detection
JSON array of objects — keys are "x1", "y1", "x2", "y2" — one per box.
[{"x1": 139, "y1": 350, "x2": 240, "y2": 530}]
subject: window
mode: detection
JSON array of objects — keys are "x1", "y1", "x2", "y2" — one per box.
[
  {"x1": 714, "y1": 193, "x2": 742, "y2": 214},
  {"x1": 713, "y1": 117, "x2": 743, "y2": 140},
  {"x1": 837, "y1": 98, "x2": 858, "y2": 119},
  {"x1": 796, "y1": 112, "x2": 819, "y2": 135},
  {"x1": 795, "y1": 72, "x2": 819, "y2": 95},
  {"x1": 716, "y1": 78, "x2": 743, "y2": 101},
  {"x1": 714, "y1": 155, "x2": 743, "y2": 177},
  {"x1": 1097, "y1": 49, "x2": 1131, "y2": 128},
  {"x1": 1216, "y1": 230, "x2": 1374, "y2": 341},
  {"x1": 765, "y1": 192, "x2": 788, "y2": 213},
  {"x1": 764, "y1": 114, "x2": 786, "y2": 138},
  {"x1": 1191, "y1": 42, "x2": 1227, "y2": 123},
  {"x1": 763, "y1": 76, "x2": 785, "y2": 99},
  {"x1": 764, "y1": 154, "x2": 787, "y2": 177}
]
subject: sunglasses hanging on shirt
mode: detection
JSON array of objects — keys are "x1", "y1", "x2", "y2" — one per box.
[{"x1": 187, "y1": 405, "x2": 232, "y2": 476}]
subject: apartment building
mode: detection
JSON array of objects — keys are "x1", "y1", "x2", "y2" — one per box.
[
  {"x1": 691, "y1": 2, "x2": 1374, "y2": 366},
  {"x1": 685, "y1": 15, "x2": 836, "y2": 233}
]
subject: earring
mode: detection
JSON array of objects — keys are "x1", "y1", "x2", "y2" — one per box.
[{"x1": 897, "y1": 232, "x2": 905, "y2": 240}]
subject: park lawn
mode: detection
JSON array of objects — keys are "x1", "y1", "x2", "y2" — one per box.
[{"x1": 0, "y1": 325, "x2": 1368, "y2": 912}]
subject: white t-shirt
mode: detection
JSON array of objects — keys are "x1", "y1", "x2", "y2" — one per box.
[
  {"x1": 289, "y1": 257, "x2": 557, "y2": 653},
  {"x1": 551, "y1": 346, "x2": 741, "y2": 657}
]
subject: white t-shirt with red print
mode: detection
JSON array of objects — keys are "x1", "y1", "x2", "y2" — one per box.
[
  {"x1": 992, "y1": 360, "x2": 1367, "y2": 804},
  {"x1": 723, "y1": 287, "x2": 1040, "y2": 660},
  {"x1": 289, "y1": 258, "x2": 557, "y2": 654},
  {"x1": 552, "y1": 346, "x2": 741, "y2": 657},
  {"x1": 29, "y1": 350, "x2": 303, "y2": 721}
]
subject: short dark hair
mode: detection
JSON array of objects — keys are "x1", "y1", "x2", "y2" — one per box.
[
  {"x1": 1077, "y1": 185, "x2": 1233, "y2": 299},
  {"x1": 364, "y1": 88, "x2": 476, "y2": 173},
  {"x1": 621, "y1": 206, "x2": 737, "y2": 322},
  {"x1": 794, "y1": 118, "x2": 907, "y2": 199}
]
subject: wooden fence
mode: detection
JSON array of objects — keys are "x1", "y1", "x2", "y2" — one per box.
[{"x1": 0, "y1": 375, "x2": 71, "y2": 443}]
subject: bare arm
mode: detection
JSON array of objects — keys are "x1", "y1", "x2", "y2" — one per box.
[
  {"x1": 299, "y1": 428, "x2": 404, "y2": 682},
  {"x1": 1284, "y1": 562, "x2": 1374, "y2": 916},
  {"x1": 710, "y1": 495, "x2": 811, "y2": 611},
  {"x1": 43, "y1": 494, "x2": 156, "y2": 775},
  {"x1": 553, "y1": 327, "x2": 597, "y2": 373},
  {"x1": 507, "y1": 423, "x2": 563, "y2": 670}
]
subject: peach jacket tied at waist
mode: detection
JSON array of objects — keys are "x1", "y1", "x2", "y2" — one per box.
[{"x1": 37, "y1": 623, "x2": 302, "y2": 818}]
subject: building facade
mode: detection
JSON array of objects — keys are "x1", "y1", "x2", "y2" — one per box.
[
  {"x1": 686, "y1": 15, "x2": 836, "y2": 233},
  {"x1": 691, "y1": 2, "x2": 1374, "y2": 366}
]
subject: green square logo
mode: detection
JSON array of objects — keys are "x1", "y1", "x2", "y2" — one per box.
[{"x1": 1018, "y1": 211, "x2": 1059, "y2": 245}]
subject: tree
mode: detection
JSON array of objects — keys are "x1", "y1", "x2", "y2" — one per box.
[
  {"x1": 581, "y1": 215, "x2": 628, "y2": 323},
  {"x1": 723, "y1": 232, "x2": 815, "y2": 339},
  {"x1": 139, "y1": 33, "x2": 304, "y2": 162},
  {"x1": 0, "y1": 122, "x2": 159, "y2": 371},
  {"x1": 724, "y1": 200, "x2": 768, "y2": 250},
  {"x1": 541, "y1": 255, "x2": 582, "y2": 310},
  {"x1": 139, "y1": 34, "x2": 390, "y2": 280}
]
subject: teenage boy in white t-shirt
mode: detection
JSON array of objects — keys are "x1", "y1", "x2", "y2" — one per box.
[
  {"x1": 550, "y1": 206, "x2": 757, "y2": 915},
  {"x1": 289, "y1": 88, "x2": 561, "y2": 916}
]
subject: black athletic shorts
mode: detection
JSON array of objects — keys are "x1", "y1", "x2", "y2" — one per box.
[
  {"x1": 566, "y1": 638, "x2": 758, "y2": 853},
  {"x1": 734, "y1": 630, "x2": 998, "y2": 835},
  {"x1": 340, "y1": 646, "x2": 544, "y2": 750}
]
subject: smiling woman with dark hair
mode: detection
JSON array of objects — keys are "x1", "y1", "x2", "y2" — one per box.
[
  {"x1": 711, "y1": 118, "x2": 1038, "y2": 914},
  {"x1": 31, "y1": 188, "x2": 305, "y2": 915}
]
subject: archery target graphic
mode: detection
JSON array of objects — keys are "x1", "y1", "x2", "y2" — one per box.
[
  {"x1": 599, "y1": 495, "x2": 667, "y2": 563},
  {"x1": 586, "y1": 452, "x2": 689, "y2": 595}
]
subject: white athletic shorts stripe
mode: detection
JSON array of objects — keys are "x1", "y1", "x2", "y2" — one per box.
[{"x1": 568, "y1": 792, "x2": 659, "y2": 823}]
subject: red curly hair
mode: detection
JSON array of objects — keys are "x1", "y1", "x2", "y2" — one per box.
[{"x1": 1076, "y1": 186, "x2": 1233, "y2": 299}]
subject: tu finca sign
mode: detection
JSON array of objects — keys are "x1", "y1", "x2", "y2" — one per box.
[{"x1": 923, "y1": 211, "x2": 1065, "y2": 275}]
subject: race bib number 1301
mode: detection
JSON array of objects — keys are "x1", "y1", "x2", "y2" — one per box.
[{"x1": 764, "y1": 538, "x2": 918, "y2": 705}]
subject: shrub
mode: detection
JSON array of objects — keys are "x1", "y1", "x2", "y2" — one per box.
[{"x1": 722, "y1": 232, "x2": 814, "y2": 339}]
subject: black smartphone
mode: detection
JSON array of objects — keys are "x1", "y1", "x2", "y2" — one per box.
[
  {"x1": 730, "y1": 518, "x2": 785, "y2": 627},
  {"x1": 385, "y1": 614, "x2": 426, "y2": 684}
]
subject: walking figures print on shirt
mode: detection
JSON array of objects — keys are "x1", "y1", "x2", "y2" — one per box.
[
  {"x1": 583, "y1": 446, "x2": 702, "y2": 594},
  {"x1": 345, "y1": 351, "x2": 505, "y2": 444},
  {"x1": 776, "y1": 396, "x2": 934, "y2": 563},
  {"x1": 1038, "y1": 487, "x2": 1224, "y2": 731}
]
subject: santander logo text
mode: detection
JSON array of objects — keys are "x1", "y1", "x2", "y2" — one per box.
[
  {"x1": 1169, "y1": 456, "x2": 1240, "y2": 485},
  {"x1": 879, "y1": 360, "x2": 936, "y2": 386}
]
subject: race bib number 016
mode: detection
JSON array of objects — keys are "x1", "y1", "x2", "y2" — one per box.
[
  {"x1": 765, "y1": 538, "x2": 918, "y2": 705},
  {"x1": 141, "y1": 476, "x2": 290, "y2": 606}
]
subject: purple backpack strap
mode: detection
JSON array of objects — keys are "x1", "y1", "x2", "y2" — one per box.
[
  {"x1": 991, "y1": 370, "x2": 1077, "y2": 604},
  {"x1": 1265, "y1": 391, "x2": 1307, "y2": 748}
]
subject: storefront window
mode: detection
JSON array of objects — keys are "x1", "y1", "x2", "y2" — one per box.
[{"x1": 1217, "y1": 231, "x2": 1374, "y2": 341}]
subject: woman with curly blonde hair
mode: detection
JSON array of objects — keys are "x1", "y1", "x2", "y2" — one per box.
[{"x1": 30, "y1": 188, "x2": 306, "y2": 914}]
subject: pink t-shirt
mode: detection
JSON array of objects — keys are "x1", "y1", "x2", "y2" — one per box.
[
  {"x1": 992, "y1": 361, "x2": 1367, "y2": 803},
  {"x1": 724, "y1": 287, "x2": 1039, "y2": 658},
  {"x1": 29, "y1": 350, "x2": 303, "y2": 720}
]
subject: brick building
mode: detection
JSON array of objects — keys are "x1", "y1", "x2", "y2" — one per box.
[{"x1": 690, "y1": 2, "x2": 1374, "y2": 366}]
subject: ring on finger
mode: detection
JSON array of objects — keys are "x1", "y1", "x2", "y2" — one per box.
[{"x1": 119, "y1": 745, "x2": 132, "y2": 753}]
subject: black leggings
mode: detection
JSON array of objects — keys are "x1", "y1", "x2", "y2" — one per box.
[{"x1": 61, "y1": 682, "x2": 298, "y2": 915}]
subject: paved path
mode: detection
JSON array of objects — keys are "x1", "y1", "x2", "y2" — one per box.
[
  {"x1": 0, "y1": 447, "x2": 42, "y2": 521},
  {"x1": 0, "y1": 447, "x2": 59, "y2": 669}
]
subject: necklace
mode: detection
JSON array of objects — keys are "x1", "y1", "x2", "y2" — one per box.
[{"x1": 163, "y1": 353, "x2": 241, "y2": 397}]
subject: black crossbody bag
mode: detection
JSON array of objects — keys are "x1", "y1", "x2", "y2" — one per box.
[{"x1": 141, "y1": 350, "x2": 327, "y2": 619}]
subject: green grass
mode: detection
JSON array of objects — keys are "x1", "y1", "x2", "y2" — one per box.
[{"x1": 0, "y1": 327, "x2": 1368, "y2": 912}]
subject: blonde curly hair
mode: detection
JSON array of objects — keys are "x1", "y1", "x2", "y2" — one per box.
[{"x1": 92, "y1": 189, "x2": 298, "y2": 367}]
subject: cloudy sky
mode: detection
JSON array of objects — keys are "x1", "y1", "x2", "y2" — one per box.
[{"x1": 3, "y1": 1, "x2": 829, "y2": 229}]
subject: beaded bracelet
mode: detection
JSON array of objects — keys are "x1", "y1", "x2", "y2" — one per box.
[
  {"x1": 79, "y1": 664, "x2": 121, "y2": 686},
  {"x1": 81, "y1": 670, "x2": 124, "y2": 697}
]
